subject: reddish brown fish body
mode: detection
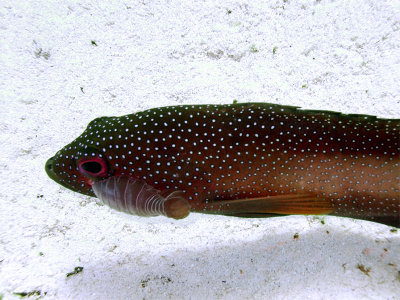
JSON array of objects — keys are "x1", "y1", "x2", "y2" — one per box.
[{"x1": 45, "y1": 103, "x2": 400, "y2": 226}]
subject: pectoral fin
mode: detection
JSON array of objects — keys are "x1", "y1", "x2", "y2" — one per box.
[{"x1": 204, "y1": 194, "x2": 333, "y2": 217}]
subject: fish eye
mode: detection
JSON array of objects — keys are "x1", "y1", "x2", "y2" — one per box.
[
  {"x1": 81, "y1": 161, "x2": 102, "y2": 173},
  {"x1": 78, "y1": 157, "x2": 108, "y2": 178}
]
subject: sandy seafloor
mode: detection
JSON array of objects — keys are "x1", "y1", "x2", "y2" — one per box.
[{"x1": 1, "y1": 0, "x2": 400, "y2": 299}]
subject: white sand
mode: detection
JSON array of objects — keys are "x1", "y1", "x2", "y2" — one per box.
[{"x1": 1, "y1": 0, "x2": 399, "y2": 299}]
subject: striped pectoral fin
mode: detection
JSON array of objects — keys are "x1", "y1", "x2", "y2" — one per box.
[
  {"x1": 92, "y1": 176, "x2": 191, "y2": 219},
  {"x1": 206, "y1": 194, "x2": 334, "y2": 217}
]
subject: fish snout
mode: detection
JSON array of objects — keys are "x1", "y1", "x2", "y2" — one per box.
[{"x1": 45, "y1": 157, "x2": 57, "y2": 181}]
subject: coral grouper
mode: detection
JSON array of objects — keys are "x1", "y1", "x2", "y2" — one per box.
[{"x1": 45, "y1": 103, "x2": 399, "y2": 227}]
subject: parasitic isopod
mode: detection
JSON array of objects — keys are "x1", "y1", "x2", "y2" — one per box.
[{"x1": 92, "y1": 176, "x2": 191, "y2": 219}]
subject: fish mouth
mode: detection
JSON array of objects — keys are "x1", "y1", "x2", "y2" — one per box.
[{"x1": 45, "y1": 157, "x2": 59, "y2": 182}]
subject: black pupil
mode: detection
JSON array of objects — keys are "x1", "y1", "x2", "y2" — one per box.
[{"x1": 81, "y1": 161, "x2": 102, "y2": 174}]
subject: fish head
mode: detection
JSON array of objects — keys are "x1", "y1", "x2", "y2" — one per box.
[{"x1": 45, "y1": 116, "x2": 126, "y2": 196}]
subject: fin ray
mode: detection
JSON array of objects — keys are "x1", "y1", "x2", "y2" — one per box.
[{"x1": 204, "y1": 194, "x2": 333, "y2": 216}]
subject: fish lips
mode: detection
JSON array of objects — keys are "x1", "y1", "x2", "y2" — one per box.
[{"x1": 45, "y1": 157, "x2": 57, "y2": 181}]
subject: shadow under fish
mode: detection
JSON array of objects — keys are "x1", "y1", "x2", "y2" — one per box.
[{"x1": 45, "y1": 103, "x2": 400, "y2": 227}]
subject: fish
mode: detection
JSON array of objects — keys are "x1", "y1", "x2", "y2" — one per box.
[{"x1": 45, "y1": 102, "x2": 400, "y2": 227}]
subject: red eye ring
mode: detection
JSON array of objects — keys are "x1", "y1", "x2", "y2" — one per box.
[{"x1": 78, "y1": 157, "x2": 108, "y2": 178}]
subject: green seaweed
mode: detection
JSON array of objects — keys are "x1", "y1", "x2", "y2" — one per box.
[
  {"x1": 13, "y1": 290, "x2": 45, "y2": 298},
  {"x1": 66, "y1": 266, "x2": 84, "y2": 277},
  {"x1": 250, "y1": 44, "x2": 258, "y2": 53}
]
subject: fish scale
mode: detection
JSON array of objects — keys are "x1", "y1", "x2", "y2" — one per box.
[{"x1": 45, "y1": 103, "x2": 400, "y2": 227}]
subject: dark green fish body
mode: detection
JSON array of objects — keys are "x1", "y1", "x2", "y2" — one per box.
[{"x1": 45, "y1": 103, "x2": 400, "y2": 227}]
